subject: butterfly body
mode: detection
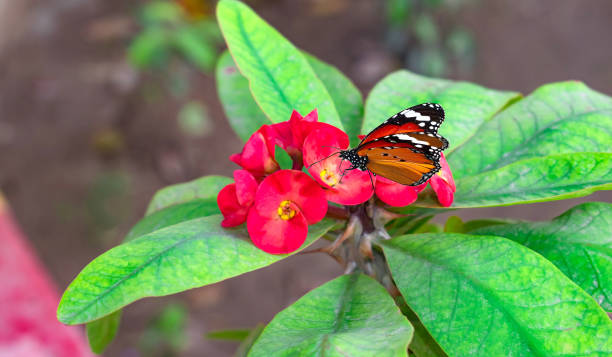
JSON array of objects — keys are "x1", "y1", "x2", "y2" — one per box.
[{"x1": 339, "y1": 103, "x2": 448, "y2": 186}]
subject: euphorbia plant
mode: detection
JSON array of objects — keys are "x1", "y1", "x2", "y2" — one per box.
[{"x1": 58, "y1": 1, "x2": 612, "y2": 355}]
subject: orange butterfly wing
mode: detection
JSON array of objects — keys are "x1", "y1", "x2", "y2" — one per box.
[{"x1": 364, "y1": 147, "x2": 440, "y2": 185}]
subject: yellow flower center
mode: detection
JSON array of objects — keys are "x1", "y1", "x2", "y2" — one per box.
[
  {"x1": 320, "y1": 168, "x2": 339, "y2": 187},
  {"x1": 277, "y1": 200, "x2": 297, "y2": 220}
]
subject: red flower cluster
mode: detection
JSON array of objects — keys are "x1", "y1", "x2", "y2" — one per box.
[{"x1": 218, "y1": 110, "x2": 455, "y2": 254}]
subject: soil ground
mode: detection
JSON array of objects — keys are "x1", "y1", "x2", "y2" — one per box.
[{"x1": 1, "y1": 0, "x2": 611, "y2": 355}]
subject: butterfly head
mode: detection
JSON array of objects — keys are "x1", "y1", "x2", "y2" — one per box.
[{"x1": 339, "y1": 149, "x2": 368, "y2": 171}]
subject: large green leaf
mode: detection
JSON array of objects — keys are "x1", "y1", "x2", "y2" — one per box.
[
  {"x1": 450, "y1": 81, "x2": 612, "y2": 178},
  {"x1": 471, "y1": 202, "x2": 612, "y2": 312},
  {"x1": 126, "y1": 198, "x2": 219, "y2": 242},
  {"x1": 216, "y1": 51, "x2": 269, "y2": 141},
  {"x1": 444, "y1": 81, "x2": 612, "y2": 207},
  {"x1": 57, "y1": 215, "x2": 337, "y2": 324},
  {"x1": 303, "y1": 53, "x2": 363, "y2": 146},
  {"x1": 86, "y1": 310, "x2": 121, "y2": 354},
  {"x1": 216, "y1": 0, "x2": 342, "y2": 130},
  {"x1": 217, "y1": 50, "x2": 363, "y2": 143},
  {"x1": 383, "y1": 233, "x2": 612, "y2": 356},
  {"x1": 248, "y1": 274, "x2": 413, "y2": 357},
  {"x1": 363, "y1": 70, "x2": 520, "y2": 153},
  {"x1": 451, "y1": 152, "x2": 612, "y2": 207},
  {"x1": 145, "y1": 175, "x2": 231, "y2": 215}
]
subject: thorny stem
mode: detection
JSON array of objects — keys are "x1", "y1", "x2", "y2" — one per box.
[{"x1": 320, "y1": 198, "x2": 405, "y2": 296}]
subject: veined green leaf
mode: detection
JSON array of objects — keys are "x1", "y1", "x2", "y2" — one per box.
[
  {"x1": 57, "y1": 216, "x2": 337, "y2": 324},
  {"x1": 145, "y1": 175, "x2": 231, "y2": 215},
  {"x1": 216, "y1": 0, "x2": 342, "y2": 130},
  {"x1": 217, "y1": 49, "x2": 363, "y2": 143},
  {"x1": 451, "y1": 152, "x2": 612, "y2": 207},
  {"x1": 304, "y1": 53, "x2": 364, "y2": 146},
  {"x1": 450, "y1": 81, "x2": 612, "y2": 179},
  {"x1": 216, "y1": 51, "x2": 269, "y2": 141},
  {"x1": 472, "y1": 202, "x2": 612, "y2": 312},
  {"x1": 248, "y1": 274, "x2": 413, "y2": 357},
  {"x1": 383, "y1": 233, "x2": 612, "y2": 356},
  {"x1": 363, "y1": 70, "x2": 520, "y2": 153}
]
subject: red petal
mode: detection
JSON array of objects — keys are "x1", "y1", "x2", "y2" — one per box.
[
  {"x1": 303, "y1": 126, "x2": 373, "y2": 205},
  {"x1": 247, "y1": 207, "x2": 308, "y2": 254},
  {"x1": 438, "y1": 153, "x2": 456, "y2": 191},
  {"x1": 430, "y1": 175, "x2": 454, "y2": 207},
  {"x1": 231, "y1": 128, "x2": 279, "y2": 176},
  {"x1": 376, "y1": 176, "x2": 426, "y2": 207},
  {"x1": 217, "y1": 184, "x2": 250, "y2": 227},
  {"x1": 254, "y1": 170, "x2": 327, "y2": 224},
  {"x1": 234, "y1": 170, "x2": 258, "y2": 207}
]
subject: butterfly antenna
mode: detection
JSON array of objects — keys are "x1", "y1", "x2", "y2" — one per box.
[
  {"x1": 321, "y1": 145, "x2": 342, "y2": 150},
  {"x1": 307, "y1": 151, "x2": 341, "y2": 169}
]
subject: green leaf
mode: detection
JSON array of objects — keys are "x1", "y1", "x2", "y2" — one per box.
[
  {"x1": 206, "y1": 329, "x2": 251, "y2": 341},
  {"x1": 86, "y1": 310, "x2": 121, "y2": 354},
  {"x1": 216, "y1": 51, "x2": 269, "y2": 141},
  {"x1": 126, "y1": 198, "x2": 219, "y2": 242},
  {"x1": 145, "y1": 175, "x2": 231, "y2": 215},
  {"x1": 173, "y1": 26, "x2": 218, "y2": 72},
  {"x1": 363, "y1": 70, "x2": 520, "y2": 153},
  {"x1": 394, "y1": 297, "x2": 447, "y2": 357},
  {"x1": 444, "y1": 81, "x2": 612, "y2": 207},
  {"x1": 274, "y1": 146, "x2": 293, "y2": 170},
  {"x1": 248, "y1": 274, "x2": 414, "y2": 357},
  {"x1": 471, "y1": 202, "x2": 612, "y2": 312},
  {"x1": 443, "y1": 215, "x2": 463, "y2": 232},
  {"x1": 57, "y1": 215, "x2": 337, "y2": 324},
  {"x1": 217, "y1": 50, "x2": 362, "y2": 143},
  {"x1": 462, "y1": 218, "x2": 512, "y2": 233},
  {"x1": 450, "y1": 81, "x2": 612, "y2": 179},
  {"x1": 216, "y1": 0, "x2": 343, "y2": 130},
  {"x1": 451, "y1": 152, "x2": 612, "y2": 207},
  {"x1": 303, "y1": 53, "x2": 364, "y2": 146},
  {"x1": 383, "y1": 233, "x2": 612, "y2": 356},
  {"x1": 128, "y1": 28, "x2": 170, "y2": 68},
  {"x1": 235, "y1": 324, "x2": 265, "y2": 357}
]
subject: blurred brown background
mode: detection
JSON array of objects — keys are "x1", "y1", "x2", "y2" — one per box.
[{"x1": 1, "y1": 0, "x2": 611, "y2": 355}]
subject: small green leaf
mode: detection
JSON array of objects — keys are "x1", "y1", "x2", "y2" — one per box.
[
  {"x1": 383, "y1": 233, "x2": 612, "y2": 356},
  {"x1": 248, "y1": 274, "x2": 414, "y2": 357},
  {"x1": 471, "y1": 202, "x2": 612, "y2": 312},
  {"x1": 173, "y1": 26, "x2": 218, "y2": 72},
  {"x1": 206, "y1": 329, "x2": 251, "y2": 341},
  {"x1": 304, "y1": 53, "x2": 364, "y2": 146},
  {"x1": 443, "y1": 216, "x2": 463, "y2": 232},
  {"x1": 462, "y1": 218, "x2": 512, "y2": 233},
  {"x1": 216, "y1": 0, "x2": 343, "y2": 129},
  {"x1": 146, "y1": 175, "x2": 231, "y2": 215},
  {"x1": 86, "y1": 310, "x2": 121, "y2": 354},
  {"x1": 364, "y1": 70, "x2": 520, "y2": 153},
  {"x1": 274, "y1": 146, "x2": 293, "y2": 170},
  {"x1": 128, "y1": 28, "x2": 170, "y2": 68},
  {"x1": 57, "y1": 216, "x2": 337, "y2": 324},
  {"x1": 235, "y1": 324, "x2": 265, "y2": 357}
]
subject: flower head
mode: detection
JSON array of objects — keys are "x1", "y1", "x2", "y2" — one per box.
[
  {"x1": 247, "y1": 170, "x2": 327, "y2": 254},
  {"x1": 230, "y1": 126, "x2": 279, "y2": 177},
  {"x1": 303, "y1": 126, "x2": 373, "y2": 205},
  {"x1": 429, "y1": 153, "x2": 455, "y2": 207}
]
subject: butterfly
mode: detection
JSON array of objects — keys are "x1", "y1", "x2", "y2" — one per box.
[{"x1": 338, "y1": 103, "x2": 448, "y2": 186}]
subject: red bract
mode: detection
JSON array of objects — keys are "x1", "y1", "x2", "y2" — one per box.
[
  {"x1": 267, "y1": 109, "x2": 336, "y2": 167},
  {"x1": 303, "y1": 126, "x2": 373, "y2": 205},
  {"x1": 429, "y1": 153, "x2": 455, "y2": 207},
  {"x1": 218, "y1": 170, "x2": 258, "y2": 227},
  {"x1": 247, "y1": 170, "x2": 327, "y2": 254},
  {"x1": 230, "y1": 126, "x2": 279, "y2": 177},
  {"x1": 376, "y1": 175, "x2": 427, "y2": 207}
]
